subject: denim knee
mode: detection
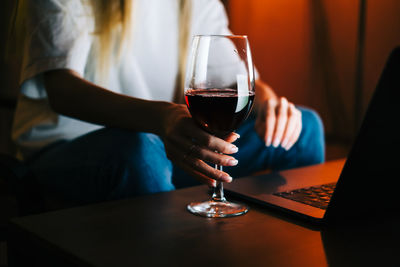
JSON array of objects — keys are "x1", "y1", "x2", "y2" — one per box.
[
  {"x1": 295, "y1": 107, "x2": 325, "y2": 166},
  {"x1": 107, "y1": 130, "x2": 174, "y2": 199}
]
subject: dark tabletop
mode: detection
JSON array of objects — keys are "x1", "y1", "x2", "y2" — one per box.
[{"x1": 8, "y1": 160, "x2": 400, "y2": 267}]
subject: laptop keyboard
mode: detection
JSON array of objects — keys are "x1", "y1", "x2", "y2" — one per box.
[{"x1": 273, "y1": 182, "x2": 336, "y2": 210}]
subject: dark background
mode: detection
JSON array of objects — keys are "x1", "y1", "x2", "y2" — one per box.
[{"x1": 1, "y1": 0, "x2": 400, "y2": 157}]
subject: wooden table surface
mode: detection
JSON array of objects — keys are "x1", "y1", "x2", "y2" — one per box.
[{"x1": 7, "y1": 159, "x2": 400, "y2": 267}]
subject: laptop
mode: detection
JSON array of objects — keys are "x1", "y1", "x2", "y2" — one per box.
[{"x1": 225, "y1": 47, "x2": 400, "y2": 224}]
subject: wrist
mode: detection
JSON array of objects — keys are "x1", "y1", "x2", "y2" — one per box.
[
  {"x1": 155, "y1": 102, "x2": 187, "y2": 137},
  {"x1": 149, "y1": 101, "x2": 175, "y2": 136},
  {"x1": 254, "y1": 80, "x2": 277, "y2": 112}
]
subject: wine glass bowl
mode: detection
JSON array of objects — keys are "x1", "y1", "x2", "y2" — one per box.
[
  {"x1": 184, "y1": 35, "x2": 255, "y2": 217},
  {"x1": 184, "y1": 88, "x2": 255, "y2": 139}
]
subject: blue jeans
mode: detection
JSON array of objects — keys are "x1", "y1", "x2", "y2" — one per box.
[{"x1": 27, "y1": 107, "x2": 325, "y2": 207}]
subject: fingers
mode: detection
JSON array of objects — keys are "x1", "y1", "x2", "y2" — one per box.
[
  {"x1": 185, "y1": 156, "x2": 232, "y2": 183},
  {"x1": 283, "y1": 110, "x2": 302, "y2": 150},
  {"x1": 254, "y1": 98, "x2": 276, "y2": 146},
  {"x1": 187, "y1": 140, "x2": 239, "y2": 167},
  {"x1": 264, "y1": 101, "x2": 276, "y2": 146},
  {"x1": 256, "y1": 97, "x2": 302, "y2": 150},
  {"x1": 183, "y1": 121, "x2": 239, "y2": 155},
  {"x1": 224, "y1": 132, "x2": 240, "y2": 143},
  {"x1": 179, "y1": 164, "x2": 217, "y2": 187},
  {"x1": 271, "y1": 97, "x2": 288, "y2": 147},
  {"x1": 169, "y1": 116, "x2": 239, "y2": 155},
  {"x1": 162, "y1": 104, "x2": 238, "y2": 187},
  {"x1": 164, "y1": 139, "x2": 232, "y2": 185},
  {"x1": 281, "y1": 103, "x2": 301, "y2": 150},
  {"x1": 167, "y1": 145, "x2": 216, "y2": 187},
  {"x1": 172, "y1": 136, "x2": 239, "y2": 167}
]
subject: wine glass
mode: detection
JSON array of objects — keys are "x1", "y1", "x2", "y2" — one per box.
[{"x1": 184, "y1": 35, "x2": 255, "y2": 217}]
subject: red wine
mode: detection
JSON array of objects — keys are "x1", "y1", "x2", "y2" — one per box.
[{"x1": 185, "y1": 89, "x2": 255, "y2": 137}]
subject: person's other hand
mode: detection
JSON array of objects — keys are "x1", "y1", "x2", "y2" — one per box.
[
  {"x1": 161, "y1": 104, "x2": 240, "y2": 187},
  {"x1": 255, "y1": 97, "x2": 302, "y2": 150}
]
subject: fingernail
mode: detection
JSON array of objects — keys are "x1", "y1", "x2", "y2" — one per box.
[
  {"x1": 272, "y1": 138, "x2": 280, "y2": 148},
  {"x1": 220, "y1": 173, "x2": 232, "y2": 182},
  {"x1": 228, "y1": 159, "x2": 238, "y2": 166},
  {"x1": 265, "y1": 136, "x2": 272, "y2": 147},
  {"x1": 285, "y1": 143, "x2": 293, "y2": 151},
  {"x1": 229, "y1": 145, "x2": 239, "y2": 153},
  {"x1": 281, "y1": 138, "x2": 288, "y2": 148}
]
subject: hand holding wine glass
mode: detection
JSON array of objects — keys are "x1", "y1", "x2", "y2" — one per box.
[
  {"x1": 161, "y1": 103, "x2": 241, "y2": 187},
  {"x1": 184, "y1": 35, "x2": 255, "y2": 217}
]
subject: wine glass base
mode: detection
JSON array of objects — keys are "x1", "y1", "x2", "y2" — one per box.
[{"x1": 187, "y1": 200, "x2": 248, "y2": 218}]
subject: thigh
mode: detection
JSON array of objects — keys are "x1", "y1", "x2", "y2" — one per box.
[
  {"x1": 224, "y1": 106, "x2": 325, "y2": 178},
  {"x1": 28, "y1": 128, "x2": 174, "y2": 206}
]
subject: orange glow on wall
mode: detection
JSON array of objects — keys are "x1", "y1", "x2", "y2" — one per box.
[{"x1": 227, "y1": 0, "x2": 400, "y2": 140}]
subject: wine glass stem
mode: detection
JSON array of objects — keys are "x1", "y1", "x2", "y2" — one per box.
[{"x1": 212, "y1": 164, "x2": 226, "y2": 202}]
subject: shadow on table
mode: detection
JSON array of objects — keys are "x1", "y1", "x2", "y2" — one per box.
[{"x1": 320, "y1": 218, "x2": 400, "y2": 266}]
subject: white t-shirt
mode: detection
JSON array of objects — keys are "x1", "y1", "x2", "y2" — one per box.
[{"x1": 11, "y1": 0, "x2": 235, "y2": 158}]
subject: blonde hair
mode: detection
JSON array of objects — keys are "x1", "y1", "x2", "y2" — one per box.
[
  {"x1": 9, "y1": 0, "x2": 191, "y2": 102},
  {"x1": 173, "y1": 0, "x2": 192, "y2": 103},
  {"x1": 90, "y1": 0, "x2": 133, "y2": 84},
  {"x1": 7, "y1": 1, "x2": 132, "y2": 86},
  {"x1": 6, "y1": 0, "x2": 27, "y2": 62},
  {"x1": 92, "y1": 0, "x2": 192, "y2": 102}
]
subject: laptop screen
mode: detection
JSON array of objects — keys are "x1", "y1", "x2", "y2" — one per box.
[{"x1": 325, "y1": 47, "x2": 400, "y2": 222}]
